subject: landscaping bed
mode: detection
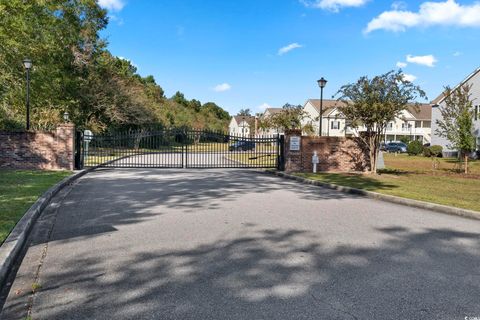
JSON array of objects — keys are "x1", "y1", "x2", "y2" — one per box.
[{"x1": 0, "y1": 170, "x2": 71, "y2": 244}]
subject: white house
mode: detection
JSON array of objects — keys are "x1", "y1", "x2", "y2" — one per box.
[
  {"x1": 258, "y1": 108, "x2": 284, "y2": 135},
  {"x1": 301, "y1": 99, "x2": 432, "y2": 144},
  {"x1": 228, "y1": 116, "x2": 256, "y2": 137},
  {"x1": 431, "y1": 67, "x2": 480, "y2": 157}
]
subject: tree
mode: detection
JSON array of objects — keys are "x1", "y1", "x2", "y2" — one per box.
[
  {"x1": 260, "y1": 103, "x2": 313, "y2": 134},
  {"x1": 238, "y1": 108, "x2": 252, "y2": 116},
  {"x1": 435, "y1": 85, "x2": 476, "y2": 173},
  {"x1": 336, "y1": 70, "x2": 426, "y2": 173},
  {"x1": 0, "y1": 0, "x2": 231, "y2": 133}
]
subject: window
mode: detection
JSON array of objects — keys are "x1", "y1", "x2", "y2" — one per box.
[
  {"x1": 402, "y1": 122, "x2": 412, "y2": 131},
  {"x1": 423, "y1": 121, "x2": 431, "y2": 128},
  {"x1": 331, "y1": 121, "x2": 340, "y2": 130},
  {"x1": 475, "y1": 105, "x2": 478, "y2": 121},
  {"x1": 415, "y1": 121, "x2": 422, "y2": 128},
  {"x1": 387, "y1": 122, "x2": 393, "y2": 131}
]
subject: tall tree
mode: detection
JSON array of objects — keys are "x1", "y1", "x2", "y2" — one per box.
[
  {"x1": 0, "y1": 0, "x2": 108, "y2": 129},
  {"x1": 435, "y1": 85, "x2": 476, "y2": 173},
  {"x1": 336, "y1": 70, "x2": 426, "y2": 173},
  {"x1": 238, "y1": 108, "x2": 252, "y2": 116},
  {"x1": 0, "y1": 0, "x2": 231, "y2": 132}
]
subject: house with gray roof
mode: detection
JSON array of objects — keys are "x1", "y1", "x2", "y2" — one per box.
[{"x1": 431, "y1": 67, "x2": 480, "y2": 157}]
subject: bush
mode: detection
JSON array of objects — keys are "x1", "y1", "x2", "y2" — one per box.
[
  {"x1": 399, "y1": 136, "x2": 411, "y2": 144},
  {"x1": 407, "y1": 140, "x2": 424, "y2": 155},
  {"x1": 424, "y1": 145, "x2": 443, "y2": 157}
]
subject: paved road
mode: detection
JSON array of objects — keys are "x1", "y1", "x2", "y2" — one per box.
[
  {"x1": 1, "y1": 169, "x2": 479, "y2": 320},
  {"x1": 99, "y1": 152, "x2": 274, "y2": 168}
]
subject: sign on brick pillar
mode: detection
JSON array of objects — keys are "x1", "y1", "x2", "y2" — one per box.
[
  {"x1": 284, "y1": 129, "x2": 302, "y2": 173},
  {"x1": 55, "y1": 123, "x2": 75, "y2": 170}
]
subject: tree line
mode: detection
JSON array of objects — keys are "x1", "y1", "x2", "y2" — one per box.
[{"x1": 0, "y1": 0, "x2": 230, "y2": 133}]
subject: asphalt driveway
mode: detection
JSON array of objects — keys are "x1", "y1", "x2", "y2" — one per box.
[{"x1": 1, "y1": 169, "x2": 479, "y2": 319}]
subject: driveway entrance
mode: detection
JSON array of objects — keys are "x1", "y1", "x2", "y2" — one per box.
[{"x1": 1, "y1": 169, "x2": 479, "y2": 319}]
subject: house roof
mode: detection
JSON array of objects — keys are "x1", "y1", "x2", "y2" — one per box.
[
  {"x1": 307, "y1": 99, "x2": 432, "y2": 120},
  {"x1": 263, "y1": 108, "x2": 283, "y2": 116},
  {"x1": 233, "y1": 115, "x2": 256, "y2": 126},
  {"x1": 407, "y1": 104, "x2": 432, "y2": 120},
  {"x1": 306, "y1": 99, "x2": 347, "y2": 115},
  {"x1": 432, "y1": 67, "x2": 480, "y2": 105}
]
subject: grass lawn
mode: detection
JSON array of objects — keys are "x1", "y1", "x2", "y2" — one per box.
[
  {"x1": 383, "y1": 153, "x2": 480, "y2": 175},
  {"x1": 0, "y1": 170, "x2": 71, "y2": 244},
  {"x1": 295, "y1": 153, "x2": 480, "y2": 213}
]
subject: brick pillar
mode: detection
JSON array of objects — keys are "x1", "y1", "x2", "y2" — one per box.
[
  {"x1": 55, "y1": 123, "x2": 75, "y2": 170},
  {"x1": 284, "y1": 129, "x2": 302, "y2": 173}
]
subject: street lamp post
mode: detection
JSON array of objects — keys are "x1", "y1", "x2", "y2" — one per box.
[
  {"x1": 317, "y1": 77, "x2": 327, "y2": 136},
  {"x1": 23, "y1": 59, "x2": 32, "y2": 130}
]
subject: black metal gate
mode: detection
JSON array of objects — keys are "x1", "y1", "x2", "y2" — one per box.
[{"x1": 75, "y1": 129, "x2": 284, "y2": 170}]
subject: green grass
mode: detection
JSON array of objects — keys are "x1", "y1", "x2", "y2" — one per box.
[
  {"x1": 294, "y1": 153, "x2": 480, "y2": 212},
  {"x1": 0, "y1": 170, "x2": 71, "y2": 244},
  {"x1": 383, "y1": 153, "x2": 480, "y2": 175}
]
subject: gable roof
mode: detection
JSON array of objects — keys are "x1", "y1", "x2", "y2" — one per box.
[
  {"x1": 432, "y1": 67, "x2": 480, "y2": 105},
  {"x1": 306, "y1": 99, "x2": 432, "y2": 120},
  {"x1": 306, "y1": 99, "x2": 347, "y2": 116},
  {"x1": 264, "y1": 107, "x2": 283, "y2": 115},
  {"x1": 233, "y1": 115, "x2": 255, "y2": 127},
  {"x1": 407, "y1": 104, "x2": 432, "y2": 120}
]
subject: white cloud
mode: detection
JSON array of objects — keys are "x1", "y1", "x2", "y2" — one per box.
[
  {"x1": 98, "y1": 0, "x2": 125, "y2": 11},
  {"x1": 301, "y1": 0, "x2": 369, "y2": 12},
  {"x1": 391, "y1": 1, "x2": 407, "y2": 11},
  {"x1": 365, "y1": 0, "x2": 480, "y2": 33},
  {"x1": 213, "y1": 83, "x2": 232, "y2": 92},
  {"x1": 402, "y1": 74, "x2": 417, "y2": 82},
  {"x1": 278, "y1": 43, "x2": 303, "y2": 56},
  {"x1": 117, "y1": 56, "x2": 137, "y2": 68},
  {"x1": 453, "y1": 51, "x2": 463, "y2": 56},
  {"x1": 406, "y1": 54, "x2": 437, "y2": 67},
  {"x1": 396, "y1": 61, "x2": 408, "y2": 68}
]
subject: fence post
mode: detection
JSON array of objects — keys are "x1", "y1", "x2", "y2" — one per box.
[
  {"x1": 278, "y1": 134, "x2": 285, "y2": 171},
  {"x1": 74, "y1": 130, "x2": 84, "y2": 170}
]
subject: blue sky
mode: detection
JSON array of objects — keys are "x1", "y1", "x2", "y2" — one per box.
[{"x1": 99, "y1": 0, "x2": 480, "y2": 115}]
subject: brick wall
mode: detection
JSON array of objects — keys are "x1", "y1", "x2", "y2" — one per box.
[
  {"x1": 284, "y1": 130, "x2": 370, "y2": 173},
  {"x1": 0, "y1": 124, "x2": 75, "y2": 170}
]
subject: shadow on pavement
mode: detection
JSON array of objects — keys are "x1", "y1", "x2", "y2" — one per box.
[
  {"x1": 25, "y1": 225, "x2": 480, "y2": 319},
  {"x1": 33, "y1": 169, "x2": 363, "y2": 244},
  {"x1": 2, "y1": 169, "x2": 479, "y2": 319}
]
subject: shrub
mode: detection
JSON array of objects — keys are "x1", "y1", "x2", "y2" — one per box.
[
  {"x1": 399, "y1": 136, "x2": 411, "y2": 144},
  {"x1": 424, "y1": 145, "x2": 443, "y2": 157},
  {"x1": 407, "y1": 140, "x2": 424, "y2": 155}
]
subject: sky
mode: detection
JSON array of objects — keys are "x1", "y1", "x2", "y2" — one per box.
[{"x1": 99, "y1": 0, "x2": 480, "y2": 115}]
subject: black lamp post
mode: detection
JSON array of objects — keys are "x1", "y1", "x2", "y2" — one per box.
[
  {"x1": 23, "y1": 59, "x2": 32, "y2": 130},
  {"x1": 317, "y1": 77, "x2": 327, "y2": 136}
]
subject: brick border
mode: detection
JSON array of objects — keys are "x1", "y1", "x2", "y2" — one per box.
[{"x1": 265, "y1": 170, "x2": 480, "y2": 221}]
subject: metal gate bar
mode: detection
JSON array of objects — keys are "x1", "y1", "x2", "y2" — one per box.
[{"x1": 78, "y1": 128, "x2": 282, "y2": 169}]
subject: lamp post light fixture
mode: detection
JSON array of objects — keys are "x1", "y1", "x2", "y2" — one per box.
[
  {"x1": 317, "y1": 77, "x2": 327, "y2": 136},
  {"x1": 63, "y1": 111, "x2": 70, "y2": 123},
  {"x1": 23, "y1": 59, "x2": 32, "y2": 130}
]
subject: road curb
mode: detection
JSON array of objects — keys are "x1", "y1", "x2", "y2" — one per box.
[
  {"x1": 0, "y1": 167, "x2": 94, "y2": 288},
  {"x1": 265, "y1": 170, "x2": 480, "y2": 221}
]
